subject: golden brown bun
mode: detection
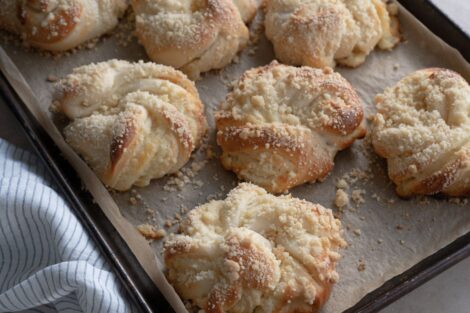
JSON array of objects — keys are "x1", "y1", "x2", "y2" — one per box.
[
  {"x1": 54, "y1": 60, "x2": 207, "y2": 191},
  {"x1": 0, "y1": 0, "x2": 127, "y2": 51},
  {"x1": 264, "y1": 0, "x2": 400, "y2": 68},
  {"x1": 371, "y1": 68, "x2": 470, "y2": 197},
  {"x1": 132, "y1": 0, "x2": 258, "y2": 80},
  {"x1": 164, "y1": 183, "x2": 346, "y2": 313},
  {"x1": 215, "y1": 61, "x2": 366, "y2": 193}
]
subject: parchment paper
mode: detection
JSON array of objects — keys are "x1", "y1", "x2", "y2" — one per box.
[{"x1": 1, "y1": 4, "x2": 469, "y2": 313}]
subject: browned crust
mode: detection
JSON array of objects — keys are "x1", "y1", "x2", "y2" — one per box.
[
  {"x1": 263, "y1": 2, "x2": 343, "y2": 68},
  {"x1": 205, "y1": 231, "x2": 281, "y2": 313},
  {"x1": 227, "y1": 62, "x2": 365, "y2": 137},
  {"x1": 19, "y1": 1, "x2": 82, "y2": 44},
  {"x1": 269, "y1": 246, "x2": 334, "y2": 313},
  {"x1": 206, "y1": 285, "x2": 240, "y2": 313},
  {"x1": 396, "y1": 150, "x2": 470, "y2": 197},
  {"x1": 134, "y1": 0, "x2": 238, "y2": 51},
  {"x1": 272, "y1": 283, "x2": 331, "y2": 313},
  {"x1": 102, "y1": 103, "x2": 193, "y2": 190},
  {"x1": 374, "y1": 67, "x2": 470, "y2": 197},
  {"x1": 163, "y1": 184, "x2": 345, "y2": 313},
  {"x1": 132, "y1": 0, "x2": 249, "y2": 76},
  {"x1": 215, "y1": 62, "x2": 365, "y2": 192},
  {"x1": 56, "y1": 62, "x2": 205, "y2": 142},
  {"x1": 162, "y1": 109, "x2": 194, "y2": 155},
  {"x1": 317, "y1": 84, "x2": 365, "y2": 136},
  {"x1": 109, "y1": 115, "x2": 137, "y2": 168},
  {"x1": 102, "y1": 110, "x2": 143, "y2": 188},
  {"x1": 225, "y1": 233, "x2": 278, "y2": 289},
  {"x1": 292, "y1": 66, "x2": 365, "y2": 136},
  {"x1": 217, "y1": 124, "x2": 334, "y2": 193}
]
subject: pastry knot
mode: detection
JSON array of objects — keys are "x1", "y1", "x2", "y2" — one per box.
[
  {"x1": 264, "y1": 0, "x2": 400, "y2": 68},
  {"x1": 54, "y1": 60, "x2": 207, "y2": 190},
  {"x1": 372, "y1": 68, "x2": 470, "y2": 197},
  {"x1": 215, "y1": 61, "x2": 366, "y2": 193},
  {"x1": 164, "y1": 183, "x2": 346, "y2": 313},
  {"x1": 0, "y1": 0, "x2": 128, "y2": 51},
  {"x1": 132, "y1": 0, "x2": 258, "y2": 79}
]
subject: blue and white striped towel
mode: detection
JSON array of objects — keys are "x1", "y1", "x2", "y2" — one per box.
[{"x1": 0, "y1": 139, "x2": 138, "y2": 313}]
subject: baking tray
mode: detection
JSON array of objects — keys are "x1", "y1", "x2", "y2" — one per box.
[{"x1": 0, "y1": 1, "x2": 468, "y2": 312}]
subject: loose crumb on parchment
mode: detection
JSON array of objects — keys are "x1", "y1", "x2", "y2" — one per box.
[
  {"x1": 137, "y1": 224, "x2": 166, "y2": 240},
  {"x1": 335, "y1": 189, "x2": 349, "y2": 208},
  {"x1": 357, "y1": 260, "x2": 366, "y2": 272}
]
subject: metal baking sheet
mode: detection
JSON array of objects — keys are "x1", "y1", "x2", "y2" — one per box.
[{"x1": 0, "y1": 1, "x2": 469, "y2": 312}]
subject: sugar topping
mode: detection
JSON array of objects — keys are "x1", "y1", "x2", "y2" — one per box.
[
  {"x1": 132, "y1": 0, "x2": 257, "y2": 79},
  {"x1": 219, "y1": 62, "x2": 363, "y2": 137},
  {"x1": 164, "y1": 183, "x2": 346, "y2": 313},
  {"x1": 0, "y1": 0, "x2": 127, "y2": 51},
  {"x1": 371, "y1": 68, "x2": 470, "y2": 197},
  {"x1": 215, "y1": 61, "x2": 366, "y2": 193},
  {"x1": 56, "y1": 60, "x2": 207, "y2": 191},
  {"x1": 264, "y1": 0, "x2": 400, "y2": 68}
]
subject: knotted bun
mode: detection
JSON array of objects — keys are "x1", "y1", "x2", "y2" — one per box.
[
  {"x1": 164, "y1": 183, "x2": 346, "y2": 313},
  {"x1": 132, "y1": 0, "x2": 258, "y2": 79},
  {"x1": 215, "y1": 61, "x2": 366, "y2": 193},
  {"x1": 0, "y1": 0, "x2": 127, "y2": 51},
  {"x1": 372, "y1": 68, "x2": 470, "y2": 197},
  {"x1": 264, "y1": 0, "x2": 400, "y2": 69},
  {"x1": 54, "y1": 60, "x2": 207, "y2": 191}
]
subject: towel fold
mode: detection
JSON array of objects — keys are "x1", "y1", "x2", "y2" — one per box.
[{"x1": 0, "y1": 139, "x2": 137, "y2": 313}]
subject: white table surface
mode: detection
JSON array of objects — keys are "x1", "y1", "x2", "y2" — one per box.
[{"x1": 0, "y1": 1, "x2": 468, "y2": 312}]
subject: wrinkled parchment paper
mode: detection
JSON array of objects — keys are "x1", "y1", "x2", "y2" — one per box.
[{"x1": 1, "y1": 4, "x2": 469, "y2": 313}]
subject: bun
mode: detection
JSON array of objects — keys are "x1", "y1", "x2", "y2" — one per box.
[
  {"x1": 264, "y1": 0, "x2": 400, "y2": 68},
  {"x1": 132, "y1": 0, "x2": 258, "y2": 79},
  {"x1": 371, "y1": 68, "x2": 470, "y2": 197},
  {"x1": 0, "y1": 0, "x2": 127, "y2": 51},
  {"x1": 215, "y1": 61, "x2": 366, "y2": 193},
  {"x1": 164, "y1": 183, "x2": 346, "y2": 313},
  {"x1": 54, "y1": 60, "x2": 207, "y2": 191}
]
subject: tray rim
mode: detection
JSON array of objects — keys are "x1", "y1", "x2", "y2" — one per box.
[
  {"x1": 399, "y1": 0, "x2": 470, "y2": 62},
  {"x1": 0, "y1": 73, "x2": 166, "y2": 313},
  {"x1": 0, "y1": 1, "x2": 469, "y2": 312}
]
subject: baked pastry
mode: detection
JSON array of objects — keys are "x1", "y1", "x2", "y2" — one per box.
[
  {"x1": 54, "y1": 60, "x2": 207, "y2": 191},
  {"x1": 215, "y1": 61, "x2": 366, "y2": 193},
  {"x1": 264, "y1": 0, "x2": 400, "y2": 69},
  {"x1": 0, "y1": 0, "x2": 128, "y2": 51},
  {"x1": 132, "y1": 0, "x2": 258, "y2": 79},
  {"x1": 164, "y1": 183, "x2": 346, "y2": 313},
  {"x1": 371, "y1": 68, "x2": 470, "y2": 197}
]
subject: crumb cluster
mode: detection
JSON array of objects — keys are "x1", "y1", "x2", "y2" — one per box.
[{"x1": 137, "y1": 224, "x2": 166, "y2": 240}]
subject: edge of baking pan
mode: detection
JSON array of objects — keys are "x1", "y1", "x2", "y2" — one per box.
[
  {"x1": 399, "y1": 0, "x2": 470, "y2": 62},
  {"x1": 0, "y1": 72, "x2": 170, "y2": 313},
  {"x1": 0, "y1": 1, "x2": 469, "y2": 313},
  {"x1": 344, "y1": 232, "x2": 470, "y2": 313}
]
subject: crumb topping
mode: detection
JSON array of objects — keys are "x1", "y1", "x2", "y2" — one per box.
[
  {"x1": 264, "y1": 0, "x2": 400, "y2": 68},
  {"x1": 371, "y1": 68, "x2": 470, "y2": 196},
  {"x1": 0, "y1": 0, "x2": 127, "y2": 51},
  {"x1": 132, "y1": 0, "x2": 257, "y2": 78},
  {"x1": 215, "y1": 61, "x2": 366, "y2": 192},
  {"x1": 164, "y1": 183, "x2": 346, "y2": 313},
  {"x1": 56, "y1": 60, "x2": 207, "y2": 191}
]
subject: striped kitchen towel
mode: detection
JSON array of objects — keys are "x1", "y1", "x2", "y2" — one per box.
[{"x1": 0, "y1": 139, "x2": 138, "y2": 313}]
